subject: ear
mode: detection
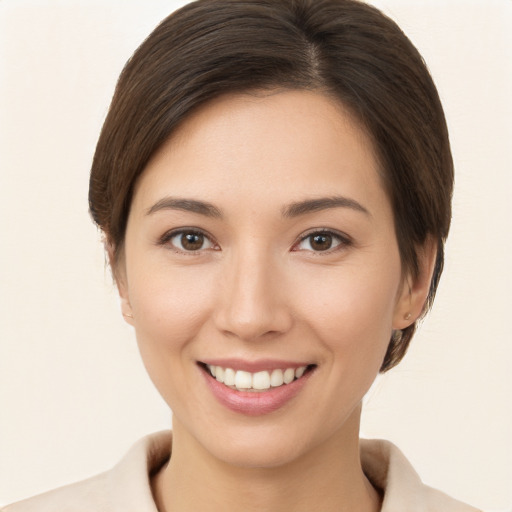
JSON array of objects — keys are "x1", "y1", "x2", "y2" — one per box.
[
  {"x1": 393, "y1": 236, "x2": 438, "y2": 330},
  {"x1": 106, "y1": 241, "x2": 134, "y2": 327}
]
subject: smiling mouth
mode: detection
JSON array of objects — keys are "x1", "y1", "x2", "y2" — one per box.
[{"x1": 200, "y1": 363, "x2": 316, "y2": 392}]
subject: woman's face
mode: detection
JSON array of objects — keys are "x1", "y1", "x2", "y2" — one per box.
[{"x1": 119, "y1": 90, "x2": 416, "y2": 468}]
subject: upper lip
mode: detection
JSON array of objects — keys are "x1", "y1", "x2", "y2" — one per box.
[{"x1": 199, "y1": 358, "x2": 314, "y2": 373}]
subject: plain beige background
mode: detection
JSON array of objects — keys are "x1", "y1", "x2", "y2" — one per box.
[{"x1": 0, "y1": 0, "x2": 511, "y2": 510}]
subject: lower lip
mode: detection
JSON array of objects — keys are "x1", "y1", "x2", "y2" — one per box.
[{"x1": 201, "y1": 366, "x2": 313, "y2": 416}]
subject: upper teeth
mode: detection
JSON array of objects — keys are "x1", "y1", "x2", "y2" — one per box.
[{"x1": 207, "y1": 365, "x2": 307, "y2": 391}]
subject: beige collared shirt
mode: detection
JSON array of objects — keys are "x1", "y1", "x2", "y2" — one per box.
[{"x1": 3, "y1": 431, "x2": 481, "y2": 511}]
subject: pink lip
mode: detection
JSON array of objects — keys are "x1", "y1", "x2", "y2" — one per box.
[
  {"x1": 199, "y1": 364, "x2": 314, "y2": 416},
  {"x1": 201, "y1": 358, "x2": 311, "y2": 373}
]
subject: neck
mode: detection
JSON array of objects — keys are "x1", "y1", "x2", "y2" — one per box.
[{"x1": 152, "y1": 407, "x2": 381, "y2": 512}]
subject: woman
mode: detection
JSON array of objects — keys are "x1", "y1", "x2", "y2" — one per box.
[{"x1": 3, "y1": 0, "x2": 483, "y2": 510}]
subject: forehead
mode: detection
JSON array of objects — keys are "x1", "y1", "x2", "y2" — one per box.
[{"x1": 133, "y1": 90, "x2": 386, "y2": 216}]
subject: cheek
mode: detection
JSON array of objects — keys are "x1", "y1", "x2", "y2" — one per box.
[
  {"x1": 130, "y1": 260, "x2": 218, "y2": 331},
  {"x1": 292, "y1": 260, "x2": 400, "y2": 363},
  {"x1": 126, "y1": 263, "x2": 218, "y2": 395}
]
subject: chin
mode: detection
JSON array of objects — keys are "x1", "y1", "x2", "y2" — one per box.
[
  {"x1": 204, "y1": 430, "x2": 313, "y2": 469},
  {"x1": 183, "y1": 403, "x2": 361, "y2": 471}
]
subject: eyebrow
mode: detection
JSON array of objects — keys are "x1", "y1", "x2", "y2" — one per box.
[
  {"x1": 146, "y1": 197, "x2": 223, "y2": 218},
  {"x1": 282, "y1": 196, "x2": 370, "y2": 218},
  {"x1": 146, "y1": 195, "x2": 369, "y2": 219}
]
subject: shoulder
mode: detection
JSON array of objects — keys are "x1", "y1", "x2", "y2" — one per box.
[
  {"x1": 2, "y1": 431, "x2": 172, "y2": 512},
  {"x1": 360, "y1": 438, "x2": 482, "y2": 512},
  {"x1": 2, "y1": 471, "x2": 111, "y2": 512}
]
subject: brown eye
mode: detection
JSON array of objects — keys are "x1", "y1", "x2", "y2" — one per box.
[
  {"x1": 181, "y1": 233, "x2": 204, "y2": 250},
  {"x1": 294, "y1": 230, "x2": 349, "y2": 253},
  {"x1": 168, "y1": 230, "x2": 214, "y2": 252},
  {"x1": 309, "y1": 234, "x2": 333, "y2": 251}
]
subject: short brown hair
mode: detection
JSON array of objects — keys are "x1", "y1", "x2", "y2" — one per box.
[{"x1": 89, "y1": 0, "x2": 453, "y2": 372}]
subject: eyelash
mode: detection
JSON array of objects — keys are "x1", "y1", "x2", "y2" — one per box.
[
  {"x1": 158, "y1": 228, "x2": 352, "y2": 255},
  {"x1": 158, "y1": 228, "x2": 219, "y2": 254},
  {"x1": 292, "y1": 229, "x2": 352, "y2": 254}
]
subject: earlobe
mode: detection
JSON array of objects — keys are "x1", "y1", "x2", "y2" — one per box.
[
  {"x1": 393, "y1": 237, "x2": 438, "y2": 330},
  {"x1": 116, "y1": 271, "x2": 135, "y2": 326},
  {"x1": 119, "y1": 284, "x2": 135, "y2": 326},
  {"x1": 105, "y1": 239, "x2": 134, "y2": 326}
]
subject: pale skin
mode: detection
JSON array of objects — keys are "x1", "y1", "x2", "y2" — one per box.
[{"x1": 114, "y1": 90, "x2": 436, "y2": 512}]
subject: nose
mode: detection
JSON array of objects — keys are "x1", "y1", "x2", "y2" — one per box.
[{"x1": 213, "y1": 247, "x2": 293, "y2": 342}]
